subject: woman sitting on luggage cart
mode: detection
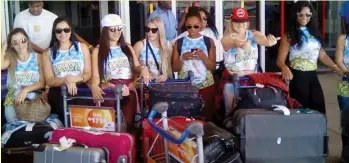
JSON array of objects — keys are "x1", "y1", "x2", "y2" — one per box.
[
  {"x1": 1, "y1": 28, "x2": 46, "y2": 122},
  {"x1": 220, "y1": 7, "x2": 280, "y2": 115},
  {"x1": 90, "y1": 14, "x2": 151, "y2": 132},
  {"x1": 172, "y1": 10, "x2": 216, "y2": 121},
  {"x1": 277, "y1": 1, "x2": 342, "y2": 114},
  {"x1": 133, "y1": 17, "x2": 173, "y2": 83},
  {"x1": 42, "y1": 17, "x2": 92, "y2": 123},
  {"x1": 335, "y1": 24, "x2": 349, "y2": 148}
]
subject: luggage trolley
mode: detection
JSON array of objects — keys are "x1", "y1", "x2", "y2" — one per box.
[
  {"x1": 146, "y1": 102, "x2": 204, "y2": 163},
  {"x1": 60, "y1": 84, "x2": 126, "y2": 132}
]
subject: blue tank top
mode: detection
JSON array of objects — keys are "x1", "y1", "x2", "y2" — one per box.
[
  {"x1": 224, "y1": 30, "x2": 258, "y2": 72},
  {"x1": 104, "y1": 46, "x2": 132, "y2": 81},
  {"x1": 178, "y1": 35, "x2": 214, "y2": 89},
  {"x1": 289, "y1": 27, "x2": 321, "y2": 71},
  {"x1": 7, "y1": 52, "x2": 40, "y2": 99},
  {"x1": 139, "y1": 40, "x2": 161, "y2": 76},
  {"x1": 49, "y1": 42, "x2": 84, "y2": 78}
]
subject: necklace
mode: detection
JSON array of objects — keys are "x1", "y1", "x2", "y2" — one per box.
[{"x1": 229, "y1": 31, "x2": 248, "y2": 42}]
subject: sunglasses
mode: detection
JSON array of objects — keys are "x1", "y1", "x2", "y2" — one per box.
[
  {"x1": 11, "y1": 38, "x2": 28, "y2": 46},
  {"x1": 145, "y1": 27, "x2": 159, "y2": 33},
  {"x1": 297, "y1": 13, "x2": 312, "y2": 18},
  {"x1": 186, "y1": 25, "x2": 200, "y2": 30},
  {"x1": 109, "y1": 26, "x2": 123, "y2": 32},
  {"x1": 55, "y1": 28, "x2": 71, "y2": 34}
]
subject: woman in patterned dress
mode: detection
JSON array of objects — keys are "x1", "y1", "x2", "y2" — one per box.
[
  {"x1": 42, "y1": 17, "x2": 92, "y2": 123},
  {"x1": 277, "y1": 1, "x2": 342, "y2": 114},
  {"x1": 90, "y1": 14, "x2": 151, "y2": 132},
  {"x1": 1, "y1": 28, "x2": 45, "y2": 122},
  {"x1": 172, "y1": 10, "x2": 216, "y2": 121}
]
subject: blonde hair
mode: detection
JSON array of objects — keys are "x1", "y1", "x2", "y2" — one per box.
[
  {"x1": 224, "y1": 19, "x2": 250, "y2": 36},
  {"x1": 6, "y1": 28, "x2": 34, "y2": 85},
  {"x1": 147, "y1": 17, "x2": 172, "y2": 79}
]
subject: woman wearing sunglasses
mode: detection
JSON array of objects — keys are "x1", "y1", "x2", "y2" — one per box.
[
  {"x1": 175, "y1": 7, "x2": 218, "y2": 42},
  {"x1": 277, "y1": 1, "x2": 342, "y2": 114},
  {"x1": 133, "y1": 17, "x2": 172, "y2": 83},
  {"x1": 1, "y1": 28, "x2": 45, "y2": 122},
  {"x1": 174, "y1": 7, "x2": 221, "y2": 60},
  {"x1": 172, "y1": 10, "x2": 216, "y2": 121},
  {"x1": 219, "y1": 7, "x2": 280, "y2": 115},
  {"x1": 42, "y1": 17, "x2": 92, "y2": 123},
  {"x1": 90, "y1": 14, "x2": 151, "y2": 131}
]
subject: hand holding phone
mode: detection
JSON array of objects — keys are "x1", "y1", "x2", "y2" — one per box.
[{"x1": 191, "y1": 48, "x2": 199, "y2": 53}]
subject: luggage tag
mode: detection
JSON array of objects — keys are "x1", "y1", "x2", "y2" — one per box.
[
  {"x1": 255, "y1": 83, "x2": 264, "y2": 88},
  {"x1": 25, "y1": 123, "x2": 35, "y2": 131},
  {"x1": 297, "y1": 108, "x2": 313, "y2": 114},
  {"x1": 53, "y1": 136, "x2": 76, "y2": 151}
]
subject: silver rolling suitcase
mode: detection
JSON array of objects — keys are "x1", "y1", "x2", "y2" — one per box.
[{"x1": 33, "y1": 143, "x2": 108, "y2": 163}]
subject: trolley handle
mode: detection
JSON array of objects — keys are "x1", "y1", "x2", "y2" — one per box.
[
  {"x1": 143, "y1": 70, "x2": 195, "y2": 85},
  {"x1": 60, "y1": 84, "x2": 123, "y2": 96},
  {"x1": 147, "y1": 102, "x2": 204, "y2": 144}
]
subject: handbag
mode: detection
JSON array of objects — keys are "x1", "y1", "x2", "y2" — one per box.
[
  {"x1": 236, "y1": 85, "x2": 287, "y2": 110},
  {"x1": 14, "y1": 95, "x2": 51, "y2": 122}
]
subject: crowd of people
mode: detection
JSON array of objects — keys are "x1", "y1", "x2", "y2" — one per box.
[{"x1": 1, "y1": 0, "x2": 349, "y2": 152}]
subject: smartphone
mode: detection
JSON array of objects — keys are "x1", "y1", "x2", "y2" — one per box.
[{"x1": 191, "y1": 48, "x2": 199, "y2": 53}]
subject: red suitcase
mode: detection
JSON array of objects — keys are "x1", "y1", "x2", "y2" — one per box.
[
  {"x1": 49, "y1": 128, "x2": 135, "y2": 163},
  {"x1": 49, "y1": 85, "x2": 135, "y2": 163}
]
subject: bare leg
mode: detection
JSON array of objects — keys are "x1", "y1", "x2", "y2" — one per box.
[{"x1": 223, "y1": 83, "x2": 235, "y2": 116}]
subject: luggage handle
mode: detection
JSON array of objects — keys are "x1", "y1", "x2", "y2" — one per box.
[
  {"x1": 147, "y1": 102, "x2": 204, "y2": 144},
  {"x1": 323, "y1": 135, "x2": 329, "y2": 157}
]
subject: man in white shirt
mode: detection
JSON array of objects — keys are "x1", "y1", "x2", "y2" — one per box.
[
  {"x1": 13, "y1": 1, "x2": 93, "y2": 54},
  {"x1": 13, "y1": 1, "x2": 58, "y2": 54}
]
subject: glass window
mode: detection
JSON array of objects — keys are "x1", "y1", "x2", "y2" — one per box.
[
  {"x1": 324, "y1": 1, "x2": 342, "y2": 49},
  {"x1": 17, "y1": 1, "x2": 104, "y2": 46}
]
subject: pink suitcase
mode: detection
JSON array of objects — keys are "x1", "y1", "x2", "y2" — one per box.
[{"x1": 49, "y1": 128, "x2": 135, "y2": 163}]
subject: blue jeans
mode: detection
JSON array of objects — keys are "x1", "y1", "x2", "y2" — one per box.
[{"x1": 5, "y1": 105, "x2": 18, "y2": 122}]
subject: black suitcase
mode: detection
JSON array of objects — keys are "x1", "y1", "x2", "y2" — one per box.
[
  {"x1": 224, "y1": 109, "x2": 328, "y2": 163},
  {"x1": 3, "y1": 123, "x2": 54, "y2": 148},
  {"x1": 203, "y1": 122, "x2": 236, "y2": 163},
  {"x1": 141, "y1": 79, "x2": 204, "y2": 119},
  {"x1": 2, "y1": 147, "x2": 33, "y2": 163}
]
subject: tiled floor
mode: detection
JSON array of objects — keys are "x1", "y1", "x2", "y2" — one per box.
[{"x1": 318, "y1": 73, "x2": 342, "y2": 163}]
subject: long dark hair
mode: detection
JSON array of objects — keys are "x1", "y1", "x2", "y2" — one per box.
[
  {"x1": 286, "y1": 1, "x2": 323, "y2": 48},
  {"x1": 98, "y1": 27, "x2": 135, "y2": 81},
  {"x1": 198, "y1": 7, "x2": 218, "y2": 38},
  {"x1": 49, "y1": 17, "x2": 78, "y2": 60}
]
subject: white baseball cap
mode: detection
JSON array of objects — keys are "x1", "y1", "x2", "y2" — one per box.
[{"x1": 101, "y1": 14, "x2": 125, "y2": 28}]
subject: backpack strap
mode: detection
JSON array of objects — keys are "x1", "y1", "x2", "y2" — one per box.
[
  {"x1": 203, "y1": 36, "x2": 211, "y2": 54},
  {"x1": 177, "y1": 37, "x2": 184, "y2": 56}
]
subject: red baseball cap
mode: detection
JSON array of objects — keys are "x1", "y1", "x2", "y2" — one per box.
[{"x1": 231, "y1": 7, "x2": 249, "y2": 22}]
